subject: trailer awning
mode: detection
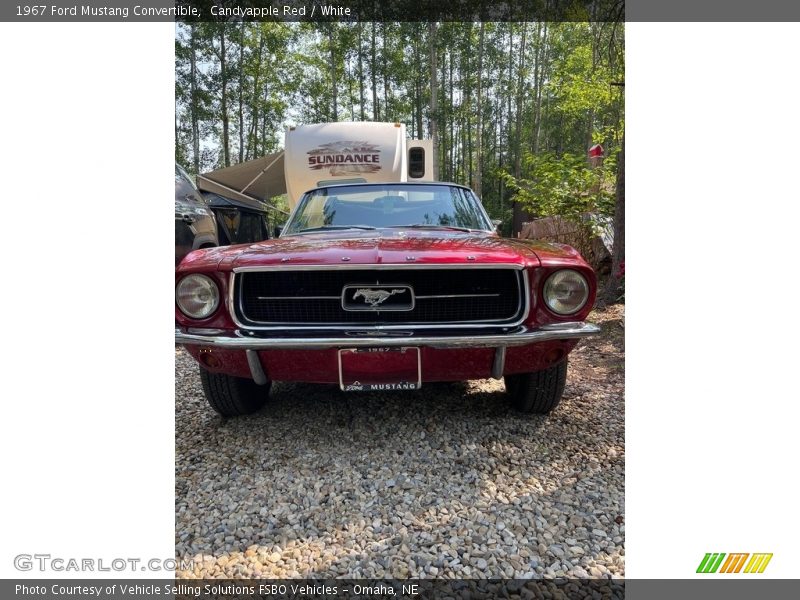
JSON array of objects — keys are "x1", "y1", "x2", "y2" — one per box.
[
  {"x1": 203, "y1": 191, "x2": 269, "y2": 213},
  {"x1": 197, "y1": 152, "x2": 287, "y2": 213}
]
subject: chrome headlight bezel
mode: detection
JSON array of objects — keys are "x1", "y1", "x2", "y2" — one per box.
[
  {"x1": 176, "y1": 274, "x2": 220, "y2": 320},
  {"x1": 543, "y1": 269, "x2": 590, "y2": 316}
]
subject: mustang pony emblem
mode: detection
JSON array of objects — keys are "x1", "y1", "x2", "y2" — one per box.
[{"x1": 352, "y1": 288, "x2": 407, "y2": 307}]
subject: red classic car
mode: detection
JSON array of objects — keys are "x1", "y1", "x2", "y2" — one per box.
[{"x1": 175, "y1": 182, "x2": 600, "y2": 417}]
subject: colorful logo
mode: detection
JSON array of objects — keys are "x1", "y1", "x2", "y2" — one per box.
[
  {"x1": 307, "y1": 141, "x2": 382, "y2": 176},
  {"x1": 696, "y1": 553, "x2": 773, "y2": 574}
]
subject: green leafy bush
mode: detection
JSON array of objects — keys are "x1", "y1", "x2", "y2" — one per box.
[{"x1": 498, "y1": 151, "x2": 616, "y2": 231}]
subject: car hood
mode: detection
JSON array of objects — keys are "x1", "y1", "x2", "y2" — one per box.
[{"x1": 177, "y1": 229, "x2": 585, "y2": 272}]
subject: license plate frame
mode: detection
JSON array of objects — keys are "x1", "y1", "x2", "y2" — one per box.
[{"x1": 337, "y1": 347, "x2": 422, "y2": 392}]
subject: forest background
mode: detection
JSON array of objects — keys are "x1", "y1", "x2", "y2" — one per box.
[{"x1": 175, "y1": 21, "x2": 624, "y2": 298}]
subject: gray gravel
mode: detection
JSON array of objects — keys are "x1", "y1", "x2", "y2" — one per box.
[{"x1": 175, "y1": 306, "x2": 625, "y2": 579}]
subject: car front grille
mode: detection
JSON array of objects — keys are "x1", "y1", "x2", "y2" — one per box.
[{"x1": 234, "y1": 267, "x2": 526, "y2": 328}]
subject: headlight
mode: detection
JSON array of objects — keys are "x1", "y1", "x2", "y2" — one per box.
[
  {"x1": 176, "y1": 274, "x2": 220, "y2": 319},
  {"x1": 543, "y1": 269, "x2": 589, "y2": 315}
]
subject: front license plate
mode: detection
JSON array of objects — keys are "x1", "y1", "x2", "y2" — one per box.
[{"x1": 338, "y1": 347, "x2": 421, "y2": 391}]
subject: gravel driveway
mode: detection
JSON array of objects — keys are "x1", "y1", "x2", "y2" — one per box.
[{"x1": 175, "y1": 305, "x2": 624, "y2": 579}]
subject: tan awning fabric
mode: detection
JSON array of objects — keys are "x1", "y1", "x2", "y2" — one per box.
[{"x1": 197, "y1": 152, "x2": 287, "y2": 212}]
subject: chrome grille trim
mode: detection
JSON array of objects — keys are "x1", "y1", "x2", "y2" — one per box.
[
  {"x1": 232, "y1": 263, "x2": 526, "y2": 272},
  {"x1": 228, "y1": 264, "x2": 530, "y2": 331},
  {"x1": 415, "y1": 293, "x2": 500, "y2": 299},
  {"x1": 256, "y1": 295, "x2": 339, "y2": 300}
]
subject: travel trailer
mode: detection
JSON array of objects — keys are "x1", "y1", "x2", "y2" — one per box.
[{"x1": 196, "y1": 122, "x2": 435, "y2": 213}]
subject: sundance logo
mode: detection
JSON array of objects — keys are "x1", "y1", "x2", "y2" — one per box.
[
  {"x1": 307, "y1": 141, "x2": 382, "y2": 176},
  {"x1": 696, "y1": 552, "x2": 773, "y2": 574}
]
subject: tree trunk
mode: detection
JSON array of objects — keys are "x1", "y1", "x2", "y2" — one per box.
[
  {"x1": 497, "y1": 95, "x2": 504, "y2": 212},
  {"x1": 512, "y1": 23, "x2": 528, "y2": 236},
  {"x1": 219, "y1": 27, "x2": 230, "y2": 167},
  {"x1": 428, "y1": 22, "x2": 438, "y2": 180},
  {"x1": 347, "y1": 56, "x2": 356, "y2": 119},
  {"x1": 382, "y1": 22, "x2": 390, "y2": 121},
  {"x1": 246, "y1": 29, "x2": 264, "y2": 161},
  {"x1": 586, "y1": 23, "x2": 600, "y2": 152},
  {"x1": 189, "y1": 23, "x2": 200, "y2": 174},
  {"x1": 440, "y1": 47, "x2": 447, "y2": 180},
  {"x1": 238, "y1": 21, "x2": 245, "y2": 164},
  {"x1": 532, "y1": 22, "x2": 547, "y2": 154},
  {"x1": 603, "y1": 136, "x2": 625, "y2": 304},
  {"x1": 464, "y1": 24, "x2": 473, "y2": 188},
  {"x1": 448, "y1": 51, "x2": 454, "y2": 181},
  {"x1": 501, "y1": 24, "x2": 513, "y2": 224},
  {"x1": 329, "y1": 24, "x2": 338, "y2": 121},
  {"x1": 261, "y1": 77, "x2": 268, "y2": 155},
  {"x1": 371, "y1": 23, "x2": 379, "y2": 120},
  {"x1": 415, "y1": 30, "x2": 423, "y2": 139},
  {"x1": 358, "y1": 22, "x2": 365, "y2": 121},
  {"x1": 474, "y1": 22, "x2": 484, "y2": 198}
]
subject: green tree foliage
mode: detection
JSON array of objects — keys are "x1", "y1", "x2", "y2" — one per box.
[
  {"x1": 174, "y1": 21, "x2": 624, "y2": 233},
  {"x1": 499, "y1": 151, "x2": 616, "y2": 226},
  {"x1": 175, "y1": 22, "x2": 294, "y2": 173}
]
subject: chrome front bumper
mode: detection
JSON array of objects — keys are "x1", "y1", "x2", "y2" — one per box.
[{"x1": 175, "y1": 321, "x2": 601, "y2": 350}]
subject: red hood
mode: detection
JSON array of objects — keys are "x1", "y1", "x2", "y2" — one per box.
[{"x1": 177, "y1": 230, "x2": 587, "y2": 273}]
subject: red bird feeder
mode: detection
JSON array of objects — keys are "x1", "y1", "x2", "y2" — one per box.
[{"x1": 588, "y1": 144, "x2": 604, "y2": 167}]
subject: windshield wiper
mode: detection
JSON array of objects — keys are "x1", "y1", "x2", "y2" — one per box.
[
  {"x1": 390, "y1": 224, "x2": 477, "y2": 233},
  {"x1": 295, "y1": 225, "x2": 377, "y2": 233}
]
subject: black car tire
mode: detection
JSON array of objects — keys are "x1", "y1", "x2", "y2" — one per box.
[
  {"x1": 199, "y1": 367, "x2": 270, "y2": 417},
  {"x1": 505, "y1": 359, "x2": 568, "y2": 414}
]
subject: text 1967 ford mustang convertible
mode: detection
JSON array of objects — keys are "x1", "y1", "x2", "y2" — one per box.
[{"x1": 175, "y1": 182, "x2": 600, "y2": 417}]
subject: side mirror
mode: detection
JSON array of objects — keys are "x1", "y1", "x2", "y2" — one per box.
[
  {"x1": 492, "y1": 219, "x2": 502, "y2": 233},
  {"x1": 273, "y1": 225, "x2": 283, "y2": 238}
]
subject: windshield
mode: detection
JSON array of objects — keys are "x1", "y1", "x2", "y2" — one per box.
[{"x1": 283, "y1": 184, "x2": 493, "y2": 235}]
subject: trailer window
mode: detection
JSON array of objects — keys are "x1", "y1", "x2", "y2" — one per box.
[{"x1": 408, "y1": 148, "x2": 425, "y2": 178}]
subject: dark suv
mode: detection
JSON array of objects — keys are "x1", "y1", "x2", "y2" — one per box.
[{"x1": 175, "y1": 164, "x2": 218, "y2": 265}]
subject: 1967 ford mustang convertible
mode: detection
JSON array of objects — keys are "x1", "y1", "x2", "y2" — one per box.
[{"x1": 175, "y1": 182, "x2": 600, "y2": 417}]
